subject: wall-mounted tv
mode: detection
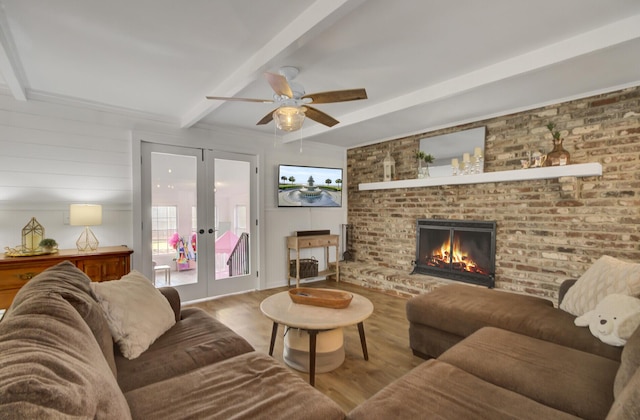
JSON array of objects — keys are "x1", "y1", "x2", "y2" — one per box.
[{"x1": 278, "y1": 164, "x2": 343, "y2": 207}]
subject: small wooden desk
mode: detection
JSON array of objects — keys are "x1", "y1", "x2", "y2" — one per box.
[{"x1": 286, "y1": 234, "x2": 339, "y2": 287}]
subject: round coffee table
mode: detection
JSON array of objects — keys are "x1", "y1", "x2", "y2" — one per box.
[{"x1": 260, "y1": 289, "x2": 373, "y2": 386}]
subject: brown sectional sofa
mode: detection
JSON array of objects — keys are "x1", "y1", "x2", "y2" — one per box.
[
  {"x1": 349, "y1": 283, "x2": 640, "y2": 419},
  {"x1": 0, "y1": 262, "x2": 345, "y2": 419},
  {"x1": 4, "y1": 262, "x2": 639, "y2": 419}
]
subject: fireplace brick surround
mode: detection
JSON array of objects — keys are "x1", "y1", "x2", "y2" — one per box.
[{"x1": 342, "y1": 86, "x2": 640, "y2": 302}]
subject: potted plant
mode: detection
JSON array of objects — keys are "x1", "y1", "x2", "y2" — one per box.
[
  {"x1": 415, "y1": 151, "x2": 435, "y2": 178},
  {"x1": 39, "y1": 238, "x2": 58, "y2": 253}
]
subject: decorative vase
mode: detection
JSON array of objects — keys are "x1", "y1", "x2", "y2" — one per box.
[
  {"x1": 417, "y1": 161, "x2": 430, "y2": 178},
  {"x1": 545, "y1": 138, "x2": 570, "y2": 166}
]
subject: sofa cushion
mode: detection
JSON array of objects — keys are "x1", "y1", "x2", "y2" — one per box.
[
  {"x1": 408, "y1": 322, "x2": 465, "y2": 358},
  {"x1": 614, "y1": 324, "x2": 640, "y2": 398},
  {"x1": 406, "y1": 283, "x2": 622, "y2": 360},
  {"x1": 64, "y1": 288, "x2": 118, "y2": 376},
  {"x1": 0, "y1": 293, "x2": 131, "y2": 419},
  {"x1": 158, "y1": 286, "x2": 181, "y2": 322},
  {"x1": 439, "y1": 327, "x2": 619, "y2": 420},
  {"x1": 607, "y1": 367, "x2": 640, "y2": 420},
  {"x1": 348, "y1": 358, "x2": 580, "y2": 420},
  {"x1": 115, "y1": 307, "x2": 254, "y2": 392},
  {"x1": 560, "y1": 255, "x2": 640, "y2": 316},
  {"x1": 125, "y1": 351, "x2": 345, "y2": 420},
  {"x1": 406, "y1": 285, "x2": 550, "y2": 335},
  {"x1": 91, "y1": 270, "x2": 176, "y2": 359},
  {"x1": 6, "y1": 261, "x2": 117, "y2": 376}
]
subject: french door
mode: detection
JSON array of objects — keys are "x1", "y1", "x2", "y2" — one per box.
[{"x1": 141, "y1": 142, "x2": 257, "y2": 301}]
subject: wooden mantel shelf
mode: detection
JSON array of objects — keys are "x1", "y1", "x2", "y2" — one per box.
[{"x1": 358, "y1": 162, "x2": 602, "y2": 191}]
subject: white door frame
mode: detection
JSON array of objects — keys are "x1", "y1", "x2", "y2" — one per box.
[{"x1": 138, "y1": 141, "x2": 258, "y2": 301}]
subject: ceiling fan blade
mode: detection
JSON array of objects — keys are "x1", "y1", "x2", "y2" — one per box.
[
  {"x1": 256, "y1": 108, "x2": 278, "y2": 125},
  {"x1": 206, "y1": 96, "x2": 273, "y2": 103},
  {"x1": 302, "y1": 88, "x2": 367, "y2": 104},
  {"x1": 304, "y1": 106, "x2": 339, "y2": 127},
  {"x1": 264, "y1": 72, "x2": 293, "y2": 98}
]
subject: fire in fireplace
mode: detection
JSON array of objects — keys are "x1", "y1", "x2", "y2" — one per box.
[{"x1": 412, "y1": 219, "x2": 496, "y2": 288}]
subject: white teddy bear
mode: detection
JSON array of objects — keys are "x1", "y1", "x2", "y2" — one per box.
[{"x1": 575, "y1": 294, "x2": 640, "y2": 346}]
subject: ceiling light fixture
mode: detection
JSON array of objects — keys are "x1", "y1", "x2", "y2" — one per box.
[{"x1": 273, "y1": 106, "x2": 306, "y2": 132}]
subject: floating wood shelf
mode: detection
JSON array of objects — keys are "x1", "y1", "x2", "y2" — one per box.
[{"x1": 358, "y1": 162, "x2": 602, "y2": 191}]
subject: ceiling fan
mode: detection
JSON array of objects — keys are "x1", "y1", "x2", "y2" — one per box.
[{"x1": 206, "y1": 66, "x2": 367, "y2": 131}]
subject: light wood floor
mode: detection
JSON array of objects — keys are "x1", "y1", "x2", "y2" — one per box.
[{"x1": 185, "y1": 280, "x2": 425, "y2": 413}]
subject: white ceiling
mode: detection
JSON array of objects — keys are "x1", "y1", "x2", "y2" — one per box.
[{"x1": 1, "y1": 0, "x2": 639, "y2": 149}]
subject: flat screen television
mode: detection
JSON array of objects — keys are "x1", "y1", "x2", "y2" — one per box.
[{"x1": 278, "y1": 164, "x2": 343, "y2": 207}]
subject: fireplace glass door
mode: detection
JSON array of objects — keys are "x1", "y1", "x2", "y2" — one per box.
[{"x1": 414, "y1": 219, "x2": 496, "y2": 287}]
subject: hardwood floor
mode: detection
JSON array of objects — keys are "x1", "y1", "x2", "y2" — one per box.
[{"x1": 185, "y1": 280, "x2": 425, "y2": 413}]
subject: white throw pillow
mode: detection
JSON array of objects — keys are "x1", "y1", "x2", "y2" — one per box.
[
  {"x1": 560, "y1": 255, "x2": 640, "y2": 316},
  {"x1": 91, "y1": 270, "x2": 176, "y2": 359}
]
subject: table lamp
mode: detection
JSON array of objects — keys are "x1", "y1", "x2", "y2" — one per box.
[{"x1": 70, "y1": 204, "x2": 102, "y2": 252}]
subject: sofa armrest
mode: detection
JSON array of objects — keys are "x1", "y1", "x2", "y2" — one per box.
[
  {"x1": 159, "y1": 287, "x2": 181, "y2": 322},
  {"x1": 558, "y1": 279, "x2": 577, "y2": 306}
]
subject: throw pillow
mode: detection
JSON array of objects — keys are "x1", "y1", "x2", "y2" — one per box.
[
  {"x1": 91, "y1": 270, "x2": 176, "y2": 359},
  {"x1": 560, "y1": 255, "x2": 640, "y2": 316}
]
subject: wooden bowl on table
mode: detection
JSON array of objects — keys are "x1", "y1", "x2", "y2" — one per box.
[{"x1": 288, "y1": 287, "x2": 353, "y2": 309}]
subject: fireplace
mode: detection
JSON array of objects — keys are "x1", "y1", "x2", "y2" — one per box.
[{"x1": 412, "y1": 219, "x2": 496, "y2": 288}]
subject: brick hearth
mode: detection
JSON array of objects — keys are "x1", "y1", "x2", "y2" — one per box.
[
  {"x1": 338, "y1": 261, "x2": 451, "y2": 298},
  {"x1": 344, "y1": 86, "x2": 640, "y2": 302}
]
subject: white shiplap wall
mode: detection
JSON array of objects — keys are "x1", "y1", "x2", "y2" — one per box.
[
  {"x1": 0, "y1": 91, "x2": 347, "y2": 290},
  {"x1": 0, "y1": 93, "x2": 136, "y2": 250}
]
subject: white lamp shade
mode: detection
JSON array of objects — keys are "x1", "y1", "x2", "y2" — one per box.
[
  {"x1": 70, "y1": 204, "x2": 102, "y2": 226},
  {"x1": 273, "y1": 106, "x2": 306, "y2": 132}
]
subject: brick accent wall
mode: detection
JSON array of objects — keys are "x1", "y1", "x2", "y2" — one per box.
[{"x1": 345, "y1": 86, "x2": 640, "y2": 301}]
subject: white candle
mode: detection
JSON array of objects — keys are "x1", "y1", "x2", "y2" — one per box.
[
  {"x1": 474, "y1": 147, "x2": 482, "y2": 157},
  {"x1": 451, "y1": 158, "x2": 459, "y2": 168},
  {"x1": 463, "y1": 153, "x2": 470, "y2": 163}
]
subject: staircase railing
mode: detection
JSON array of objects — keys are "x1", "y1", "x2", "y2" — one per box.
[{"x1": 227, "y1": 232, "x2": 249, "y2": 276}]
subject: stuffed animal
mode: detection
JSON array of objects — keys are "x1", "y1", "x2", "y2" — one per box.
[{"x1": 575, "y1": 294, "x2": 640, "y2": 346}]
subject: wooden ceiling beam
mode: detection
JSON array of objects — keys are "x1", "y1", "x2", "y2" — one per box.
[{"x1": 179, "y1": 0, "x2": 366, "y2": 129}]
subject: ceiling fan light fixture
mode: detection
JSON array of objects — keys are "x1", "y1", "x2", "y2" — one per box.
[{"x1": 273, "y1": 106, "x2": 306, "y2": 132}]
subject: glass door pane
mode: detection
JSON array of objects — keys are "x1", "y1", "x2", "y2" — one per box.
[
  {"x1": 151, "y1": 152, "x2": 198, "y2": 287},
  {"x1": 142, "y1": 143, "x2": 206, "y2": 302},
  {"x1": 206, "y1": 153, "x2": 256, "y2": 296}
]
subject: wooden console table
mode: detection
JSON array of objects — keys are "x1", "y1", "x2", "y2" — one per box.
[
  {"x1": 286, "y1": 234, "x2": 339, "y2": 287},
  {"x1": 0, "y1": 246, "x2": 133, "y2": 309}
]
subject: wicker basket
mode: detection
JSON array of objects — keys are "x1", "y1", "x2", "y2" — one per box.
[{"x1": 290, "y1": 257, "x2": 318, "y2": 278}]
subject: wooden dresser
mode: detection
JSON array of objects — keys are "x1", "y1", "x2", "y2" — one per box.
[{"x1": 0, "y1": 246, "x2": 133, "y2": 309}]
